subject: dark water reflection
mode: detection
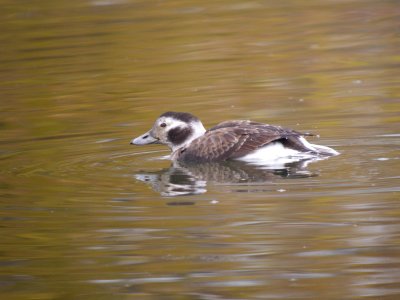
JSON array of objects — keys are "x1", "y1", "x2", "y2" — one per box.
[
  {"x1": 1, "y1": 0, "x2": 400, "y2": 299},
  {"x1": 135, "y1": 160, "x2": 318, "y2": 196}
]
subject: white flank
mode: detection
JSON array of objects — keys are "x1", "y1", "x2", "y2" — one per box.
[{"x1": 236, "y1": 138, "x2": 339, "y2": 167}]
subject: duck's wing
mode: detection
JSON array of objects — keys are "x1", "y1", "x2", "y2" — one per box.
[
  {"x1": 208, "y1": 120, "x2": 264, "y2": 131},
  {"x1": 180, "y1": 124, "x2": 310, "y2": 162},
  {"x1": 208, "y1": 120, "x2": 314, "y2": 136}
]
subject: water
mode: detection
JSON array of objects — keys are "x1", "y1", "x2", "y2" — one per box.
[{"x1": 1, "y1": 0, "x2": 399, "y2": 299}]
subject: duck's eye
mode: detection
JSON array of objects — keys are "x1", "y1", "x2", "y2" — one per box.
[{"x1": 160, "y1": 123, "x2": 167, "y2": 128}]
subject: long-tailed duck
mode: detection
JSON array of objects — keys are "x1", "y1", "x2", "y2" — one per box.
[{"x1": 131, "y1": 111, "x2": 339, "y2": 163}]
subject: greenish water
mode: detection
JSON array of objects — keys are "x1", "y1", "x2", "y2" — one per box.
[{"x1": 1, "y1": 0, "x2": 399, "y2": 299}]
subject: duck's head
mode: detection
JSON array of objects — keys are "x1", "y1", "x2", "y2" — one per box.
[{"x1": 131, "y1": 112, "x2": 206, "y2": 151}]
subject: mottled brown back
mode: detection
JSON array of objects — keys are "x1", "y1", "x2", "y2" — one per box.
[{"x1": 177, "y1": 120, "x2": 315, "y2": 163}]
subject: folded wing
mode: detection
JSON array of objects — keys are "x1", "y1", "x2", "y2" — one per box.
[{"x1": 179, "y1": 121, "x2": 314, "y2": 162}]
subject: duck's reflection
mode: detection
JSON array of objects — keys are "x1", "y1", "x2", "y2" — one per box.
[{"x1": 135, "y1": 159, "x2": 319, "y2": 196}]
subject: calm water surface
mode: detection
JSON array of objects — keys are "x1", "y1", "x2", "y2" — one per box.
[{"x1": 1, "y1": 0, "x2": 399, "y2": 299}]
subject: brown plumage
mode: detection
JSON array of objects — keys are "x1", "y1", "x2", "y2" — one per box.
[
  {"x1": 175, "y1": 120, "x2": 315, "y2": 163},
  {"x1": 131, "y1": 111, "x2": 339, "y2": 163}
]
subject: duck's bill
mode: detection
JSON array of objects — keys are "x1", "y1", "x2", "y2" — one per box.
[{"x1": 130, "y1": 130, "x2": 159, "y2": 145}]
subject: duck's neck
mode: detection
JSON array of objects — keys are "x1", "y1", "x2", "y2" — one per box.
[{"x1": 170, "y1": 121, "x2": 206, "y2": 155}]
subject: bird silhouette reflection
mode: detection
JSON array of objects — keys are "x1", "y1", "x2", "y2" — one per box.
[{"x1": 135, "y1": 158, "x2": 319, "y2": 197}]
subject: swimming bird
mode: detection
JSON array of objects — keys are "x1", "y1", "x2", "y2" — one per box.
[{"x1": 131, "y1": 111, "x2": 339, "y2": 164}]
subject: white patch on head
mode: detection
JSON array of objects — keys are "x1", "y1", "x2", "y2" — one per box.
[{"x1": 158, "y1": 116, "x2": 187, "y2": 130}]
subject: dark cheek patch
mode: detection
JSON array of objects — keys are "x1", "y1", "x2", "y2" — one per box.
[{"x1": 168, "y1": 127, "x2": 192, "y2": 145}]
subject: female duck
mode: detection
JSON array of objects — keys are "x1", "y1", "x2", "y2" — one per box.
[{"x1": 131, "y1": 111, "x2": 339, "y2": 163}]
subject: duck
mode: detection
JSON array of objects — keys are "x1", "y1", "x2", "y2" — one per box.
[{"x1": 130, "y1": 111, "x2": 339, "y2": 164}]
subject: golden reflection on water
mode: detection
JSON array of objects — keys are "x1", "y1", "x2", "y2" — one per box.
[{"x1": 0, "y1": 0, "x2": 399, "y2": 299}]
